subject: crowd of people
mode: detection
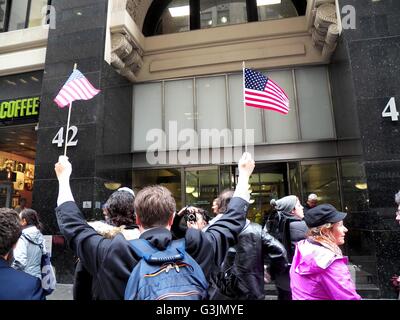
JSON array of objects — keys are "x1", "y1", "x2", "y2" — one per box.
[{"x1": 0, "y1": 152, "x2": 398, "y2": 300}]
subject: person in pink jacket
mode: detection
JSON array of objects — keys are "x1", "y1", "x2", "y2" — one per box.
[{"x1": 290, "y1": 204, "x2": 361, "y2": 300}]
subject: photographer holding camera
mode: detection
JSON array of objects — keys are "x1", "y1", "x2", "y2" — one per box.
[{"x1": 171, "y1": 206, "x2": 211, "y2": 239}]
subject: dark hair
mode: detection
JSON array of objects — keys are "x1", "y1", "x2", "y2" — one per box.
[
  {"x1": 20, "y1": 208, "x2": 43, "y2": 231},
  {"x1": 135, "y1": 185, "x2": 175, "y2": 229},
  {"x1": 216, "y1": 189, "x2": 234, "y2": 214},
  {"x1": 395, "y1": 191, "x2": 400, "y2": 205},
  {"x1": 0, "y1": 208, "x2": 22, "y2": 256},
  {"x1": 104, "y1": 190, "x2": 135, "y2": 227}
]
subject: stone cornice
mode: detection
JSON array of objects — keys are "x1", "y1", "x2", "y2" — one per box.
[{"x1": 106, "y1": 1, "x2": 340, "y2": 82}]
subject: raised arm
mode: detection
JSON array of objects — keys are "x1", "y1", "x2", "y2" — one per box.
[
  {"x1": 185, "y1": 152, "x2": 255, "y2": 270},
  {"x1": 54, "y1": 156, "x2": 111, "y2": 275}
]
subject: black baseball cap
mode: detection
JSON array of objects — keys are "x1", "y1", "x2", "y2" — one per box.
[{"x1": 304, "y1": 204, "x2": 347, "y2": 228}]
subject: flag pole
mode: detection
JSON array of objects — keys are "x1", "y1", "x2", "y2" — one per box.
[
  {"x1": 242, "y1": 61, "x2": 247, "y2": 153},
  {"x1": 64, "y1": 63, "x2": 77, "y2": 156}
]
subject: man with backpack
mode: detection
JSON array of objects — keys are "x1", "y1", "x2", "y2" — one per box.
[{"x1": 54, "y1": 152, "x2": 254, "y2": 300}]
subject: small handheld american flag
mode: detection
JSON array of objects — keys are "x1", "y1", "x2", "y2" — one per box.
[
  {"x1": 54, "y1": 69, "x2": 100, "y2": 108},
  {"x1": 244, "y1": 68, "x2": 289, "y2": 115}
]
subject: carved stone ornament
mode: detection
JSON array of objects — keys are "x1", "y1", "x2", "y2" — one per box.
[
  {"x1": 110, "y1": 32, "x2": 144, "y2": 82},
  {"x1": 310, "y1": 1, "x2": 340, "y2": 60}
]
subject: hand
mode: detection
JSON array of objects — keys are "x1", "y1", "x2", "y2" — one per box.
[
  {"x1": 238, "y1": 152, "x2": 255, "y2": 178},
  {"x1": 54, "y1": 155, "x2": 72, "y2": 181}
]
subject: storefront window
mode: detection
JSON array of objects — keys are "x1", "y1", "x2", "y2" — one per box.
[
  {"x1": 132, "y1": 168, "x2": 182, "y2": 209},
  {"x1": 301, "y1": 160, "x2": 341, "y2": 209},
  {"x1": 200, "y1": 0, "x2": 247, "y2": 29},
  {"x1": 155, "y1": 0, "x2": 190, "y2": 35},
  {"x1": 257, "y1": 0, "x2": 299, "y2": 22},
  {"x1": 296, "y1": 66, "x2": 335, "y2": 140},
  {"x1": 133, "y1": 83, "x2": 162, "y2": 151},
  {"x1": 264, "y1": 69, "x2": 299, "y2": 143}
]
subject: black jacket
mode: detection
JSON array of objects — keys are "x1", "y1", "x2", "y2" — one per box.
[
  {"x1": 213, "y1": 221, "x2": 288, "y2": 300},
  {"x1": 55, "y1": 197, "x2": 248, "y2": 300}
]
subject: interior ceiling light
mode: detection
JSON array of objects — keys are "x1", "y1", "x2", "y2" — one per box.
[
  {"x1": 257, "y1": 0, "x2": 281, "y2": 6},
  {"x1": 169, "y1": 5, "x2": 189, "y2": 17},
  {"x1": 104, "y1": 182, "x2": 122, "y2": 190},
  {"x1": 355, "y1": 182, "x2": 368, "y2": 190},
  {"x1": 186, "y1": 186, "x2": 195, "y2": 194},
  {"x1": 192, "y1": 191, "x2": 199, "y2": 198}
]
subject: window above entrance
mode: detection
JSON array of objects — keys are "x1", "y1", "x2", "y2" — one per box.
[{"x1": 143, "y1": 0, "x2": 306, "y2": 36}]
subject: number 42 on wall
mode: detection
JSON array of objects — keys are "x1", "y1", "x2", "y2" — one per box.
[
  {"x1": 382, "y1": 97, "x2": 399, "y2": 121},
  {"x1": 52, "y1": 126, "x2": 78, "y2": 148}
]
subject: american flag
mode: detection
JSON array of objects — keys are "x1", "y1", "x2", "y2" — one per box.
[
  {"x1": 244, "y1": 68, "x2": 289, "y2": 115},
  {"x1": 54, "y1": 69, "x2": 100, "y2": 108}
]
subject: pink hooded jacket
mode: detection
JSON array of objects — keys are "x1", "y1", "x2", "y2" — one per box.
[{"x1": 290, "y1": 239, "x2": 361, "y2": 300}]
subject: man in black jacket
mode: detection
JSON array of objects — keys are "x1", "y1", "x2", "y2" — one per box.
[
  {"x1": 203, "y1": 190, "x2": 288, "y2": 300},
  {"x1": 54, "y1": 152, "x2": 254, "y2": 300}
]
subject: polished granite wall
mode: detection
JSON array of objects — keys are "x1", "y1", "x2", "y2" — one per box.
[
  {"x1": 331, "y1": 0, "x2": 400, "y2": 298},
  {"x1": 32, "y1": 0, "x2": 133, "y2": 283}
]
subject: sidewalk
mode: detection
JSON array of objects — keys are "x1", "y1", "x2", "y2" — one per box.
[{"x1": 47, "y1": 284, "x2": 73, "y2": 300}]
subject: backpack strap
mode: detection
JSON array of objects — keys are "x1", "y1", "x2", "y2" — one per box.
[
  {"x1": 128, "y1": 238, "x2": 185, "y2": 264},
  {"x1": 22, "y1": 234, "x2": 44, "y2": 252}
]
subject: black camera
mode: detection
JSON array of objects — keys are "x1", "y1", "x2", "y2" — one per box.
[{"x1": 183, "y1": 206, "x2": 197, "y2": 223}]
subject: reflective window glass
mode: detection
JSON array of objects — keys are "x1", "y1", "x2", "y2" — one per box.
[
  {"x1": 264, "y1": 69, "x2": 299, "y2": 143},
  {"x1": 0, "y1": 0, "x2": 9, "y2": 32},
  {"x1": 196, "y1": 76, "x2": 228, "y2": 148},
  {"x1": 229, "y1": 74, "x2": 263, "y2": 145},
  {"x1": 257, "y1": 0, "x2": 299, "y2": 22},
  {"x1": 8, "y1": 0, "x2": 29, "y2": 31},
  {"x1": 28, "y1": 0, "x2": 48, "y2": 27},
  {"x1": 185, "y1": 167, "x2": 219, "y2": 212},
  {"x1": 296, "y1": 66, "x2": 335, "y2": 140},
  {"x1": 200, "y1": 0, "x2": 247, "y2": 29},
  {"x1": 133, "y1": 83, "x2": 162, "y2": 151},
  {"x1": 301, "y1": 160, "x2": 341, "y2": 209},
  {"x1": 340, "y1": 159, "x2": 369, "y2": 212},
  {"x1": 165, "y1": 79, "x2": 195, "y2": 149},
  {"x1": 155, "y1": 0, "x2": 190, "y2": 35},
  {"x1": 132, "y1": 169, "x2": 182, "y2": 209}
]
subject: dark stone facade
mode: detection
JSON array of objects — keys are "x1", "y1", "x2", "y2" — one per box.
[
  {"x1": 32, "y1": 0, "x2": 133, "y2": 283},
  {"x1": 329, "y1": 0, "x2": 400, "y2": 298}
]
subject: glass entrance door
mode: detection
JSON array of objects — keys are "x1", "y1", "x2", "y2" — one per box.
[
  {"x1": 247, "y1": 163, "x2": 288, "y2": 225},
  {"x1": 184, "y1": 166, "x2": 219, "y2": 212}
]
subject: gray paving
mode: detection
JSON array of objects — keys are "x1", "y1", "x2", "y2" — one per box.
[{"x1": 46, "y1": 283, "x2": 73, "y2": 300}]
